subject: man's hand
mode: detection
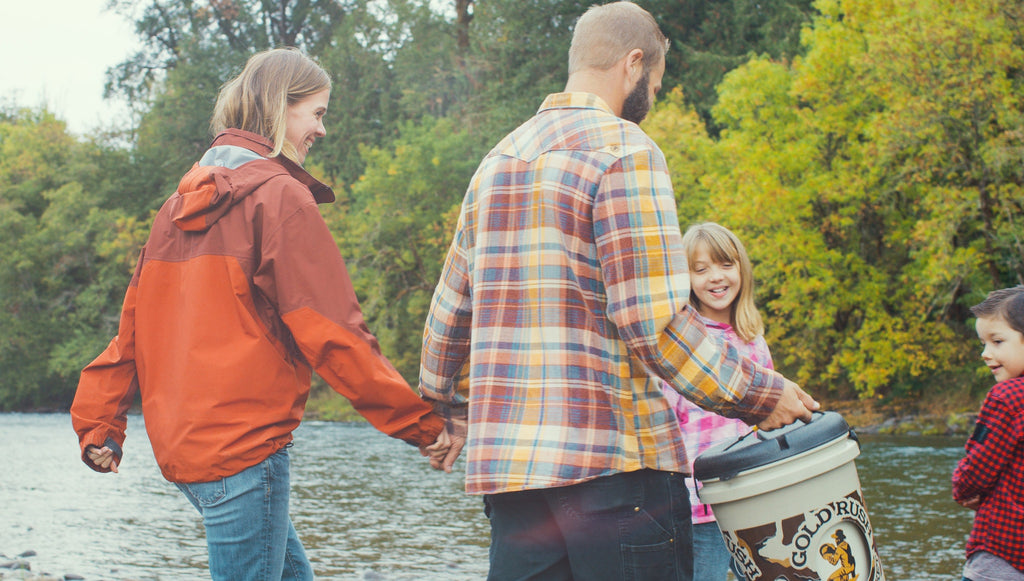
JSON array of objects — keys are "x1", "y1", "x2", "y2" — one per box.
[
  {"x1": 420, "y1": 427, "x2": 465, "y2": 473},
  {"x1": 757, "y1": 380, "x2": 819, "y2": 431}
]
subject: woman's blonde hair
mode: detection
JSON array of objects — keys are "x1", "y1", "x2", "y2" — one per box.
[
  {"x1": 681, "y1": 222, "x2": 764, "y2": 343},
  {"x1": 568, "y1": 1, "x2": 668, "y2": 76},
  {"x1": 210, "y1": 47, "x2": 331, "y2": 163}
]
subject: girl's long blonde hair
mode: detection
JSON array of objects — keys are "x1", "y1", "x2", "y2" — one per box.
[
  {"x1": 210, "y1": 47, "x2": 331, "y2": 163},
  {"x1": 681, "y1": 222, "x2": 764, "y2": 343}
]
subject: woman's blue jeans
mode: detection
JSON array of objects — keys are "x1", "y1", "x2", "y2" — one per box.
[
  {"x1": 484, "y1": 469, "x2": 693, "y2": 581},
  {"x1": 175, "y1": 447, "x2": 313, "y2": 581}
]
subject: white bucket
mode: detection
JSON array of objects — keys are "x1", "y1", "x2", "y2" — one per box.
[{"x1": 693, "y1": 411, "x2": 885, "y2": 581}]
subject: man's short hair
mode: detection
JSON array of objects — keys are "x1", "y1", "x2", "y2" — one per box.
[{"x1": 568, "y1": 2, "x2": 669, "y2": 76}]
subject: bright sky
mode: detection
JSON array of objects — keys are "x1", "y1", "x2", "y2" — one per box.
[{"x1": 1, "y1": 0, "x2": 140, "y2": 135}]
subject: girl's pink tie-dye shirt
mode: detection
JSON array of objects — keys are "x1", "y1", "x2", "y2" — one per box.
[{"x1": 661, "y1": 316, "x2": 774, "y2": 524}]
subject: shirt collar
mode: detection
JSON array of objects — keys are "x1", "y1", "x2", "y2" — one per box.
[{"x1": 538, "y1": 92, "x2": 615, "y2": 116}]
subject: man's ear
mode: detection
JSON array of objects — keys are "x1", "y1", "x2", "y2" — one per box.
[
  {"x1": 626, "y1": 49, "x2": 645, "y2": 82},
  {"x1": 619, "y1": 48, "x2": 645, "y2": 94}
]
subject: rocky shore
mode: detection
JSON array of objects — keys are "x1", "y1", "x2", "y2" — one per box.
[
  {"x1": 828, "y1": 398, "x2": 979, "y2": 439},
  {"x1": 0, "y1": 552, "x2": 84, "y2": 581}
]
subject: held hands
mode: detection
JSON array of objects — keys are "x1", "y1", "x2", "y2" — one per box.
[
  {"x1": 418, "y1": 382, "x2": 819, "y2": 466},
  {"x1": 85, "y1": 445, "x2": 119, "y2": 473},
  {"x1": 757, "y1": 380, "x2": 820, "y2": 431},
  {"x1": 420, "y1": 427, "x2": 465, "y2": 473}
]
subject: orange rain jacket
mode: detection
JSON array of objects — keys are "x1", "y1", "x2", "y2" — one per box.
[{"x1": 72, "y1": 129, "x2": 443, "y2": 483}]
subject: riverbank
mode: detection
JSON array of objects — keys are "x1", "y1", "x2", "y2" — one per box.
[
  {"x1": 309, "y1": 392, "x2": 988, "y2": 438},
  {"x1": 827, "y1": 395, "x2": 981, "y2": 438},
  {"x1": 20, "y1": 390, "x2": 988, "y2": 438},
  {"x1": 0, "y1": 552, "x2": 82, "y2": 581}
]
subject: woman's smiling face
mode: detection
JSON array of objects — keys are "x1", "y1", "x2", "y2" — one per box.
[{"x1": 285, "y1": 89, "x2": 329, "y2": 165}]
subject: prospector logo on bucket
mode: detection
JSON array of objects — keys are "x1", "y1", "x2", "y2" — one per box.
[{"x1": 725, "y1": 489, "x2": 884, "y2": 581}]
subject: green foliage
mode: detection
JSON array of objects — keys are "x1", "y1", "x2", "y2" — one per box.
[
  {"x1": 0, "y1": 109, "x2": 142, "y2": 409},
  {"x1": 642, "y1": 88, "x2": 715, "y2": 224},
  {"x1": 453, "y1": 0, "x2": 582, "y2": 133},
  {"x1": 7, "y1": 0, "x2": 1023, "y2": 412},
  {"x1": 105, "y1": 0, "x2": 360, "y2": 105},
  {"x1": 329, "y1": 116, "x2": 491, "y2": 382},
  {"x1": 134, "y1": 43, "x2": 247, "y2": 208},
  {"x1": 664, "y1": 0, "x2": 1024, "y2": 399},
  {"x1": 315, "y1": 2, "x2": 427, "y2": 188},
  {"x1": 646, "y1": 0, "x2": 817, "y2": 131}
]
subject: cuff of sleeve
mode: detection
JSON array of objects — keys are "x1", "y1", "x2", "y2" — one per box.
[
  {"x1": 391, "y1": 412, "x2": 445, "y2": 448},
  {"x1": 103, "y1": 436, "x2": 123, "y2": 460},
  {"x1": 736, "y1": 366, "x2": 786, "y2": 425},
  {"x1": 432, "y1": 401, "x2": 469, "y2": 439},
  {"x1": 80, "y1": 434, "x2": 124, "y2": 473}
]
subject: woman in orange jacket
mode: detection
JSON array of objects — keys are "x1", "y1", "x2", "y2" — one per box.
[{"x1": 71, "y1": 47, "x2": 447, "y2": 581}]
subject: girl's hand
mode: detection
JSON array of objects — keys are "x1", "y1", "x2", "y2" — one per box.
[{"x1": 85, "y1": 445, "x2": 119, "y2": 473}]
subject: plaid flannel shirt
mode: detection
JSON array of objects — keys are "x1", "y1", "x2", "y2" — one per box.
[
  {"x1": 420, "y1": 93, "x2": 785, "y2": 496},
  {"x1": 953, "y1": 376, "x2": 1024, "y2": 572},
  {"x1": 663, "y1": 317, "x2": 774, "y2": 524}
]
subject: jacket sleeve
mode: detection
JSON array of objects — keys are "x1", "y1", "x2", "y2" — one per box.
[
  {"x1": 257, "y1": 184, "x2": 442, "y2": 447},
  {"x1": 952, "y1": 389, "x2": 1021, "y2": 502},
  {"x1": 70, "y1": 252, "x2": 144, "y2": 472},
  {"x1": 593, "y1": 146, "x2": 783, "y2": 424}
]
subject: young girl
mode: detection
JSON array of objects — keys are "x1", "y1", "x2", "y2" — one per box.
[{"x1": 662, "y1": 221, "x2": 774, "y2": 581}]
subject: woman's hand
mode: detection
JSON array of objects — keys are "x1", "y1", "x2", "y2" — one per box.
[{"x1": 85, "y1": 445, "x2": 119, "y2": 473}]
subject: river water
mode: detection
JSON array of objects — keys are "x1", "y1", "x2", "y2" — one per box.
[{"x1": 1, "y1": 413, "x2": 972, "y2": 580}]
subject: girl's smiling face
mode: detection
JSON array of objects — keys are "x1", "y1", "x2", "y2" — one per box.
[
  {"x1": 976, "y1": 315, "x2": 1024, "y2": 382},
  {"x1": 689, "y1": 242, "x2": 741, "y2": 325}
]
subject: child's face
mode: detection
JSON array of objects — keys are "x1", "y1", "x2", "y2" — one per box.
[
  {"x1": 976, "y1": 315, "x2": 1024, "y2": 382},
  {"x1": 689, "y1": 243, "x2": 741, "y2": 325}
]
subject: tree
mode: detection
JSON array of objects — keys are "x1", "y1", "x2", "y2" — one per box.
[
  {"x1": 327, "y1": 116, "x2": 492, "y2": 381},
  {"x1": 685, "y1": 0, "x2": 1024, "y2": 399},
  {"x1": 0, "y1": 108, "x2": 142, "y2": 409},
  {"x1": 642, "y1": 87, "x2": 715, "y2": 224},
  {"x1": 427, "y1": 0, "x2": 586, "y2": 135},
  {"x1": 105, "y1": 0, "x2": 356, "y2": 105},
  {"x1": 646, "y1": 0, "x2": 818, "y2": 132}
]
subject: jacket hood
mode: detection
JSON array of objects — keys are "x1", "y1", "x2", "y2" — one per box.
[{"x1": 173, "y1": 129, "x2": 334, "y2": 232}]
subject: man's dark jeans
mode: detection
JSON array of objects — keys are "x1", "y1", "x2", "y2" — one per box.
[{"x1": 484, "y1": 469, "x2": 693, "y2": 581}]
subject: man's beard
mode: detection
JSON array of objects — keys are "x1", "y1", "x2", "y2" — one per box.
[{"x1": 621, "y1": 70, "x2": 651, "y2": 124}]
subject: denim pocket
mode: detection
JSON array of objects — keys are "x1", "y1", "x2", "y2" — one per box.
[
  {"x1": 557, "y1": 471, "x2": 684, "y2": 581},
  {"x1": 620, "y1": 503, "x2": 677, "y2": 581},
  {"x1": 183, "y1": 479, "x2": 227, "y2": 507},
  {"x1": 622, "y1": 536, "x2": 677, "y2": 581}
]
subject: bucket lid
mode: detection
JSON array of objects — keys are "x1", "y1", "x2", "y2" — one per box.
[{"x1": 693, "y1": 411, "x2": 858, "y2": 482}]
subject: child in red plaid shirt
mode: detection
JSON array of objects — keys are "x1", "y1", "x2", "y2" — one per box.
[{"x1": 953, "y1": 285, "x2": 1024, "y2": 581}]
